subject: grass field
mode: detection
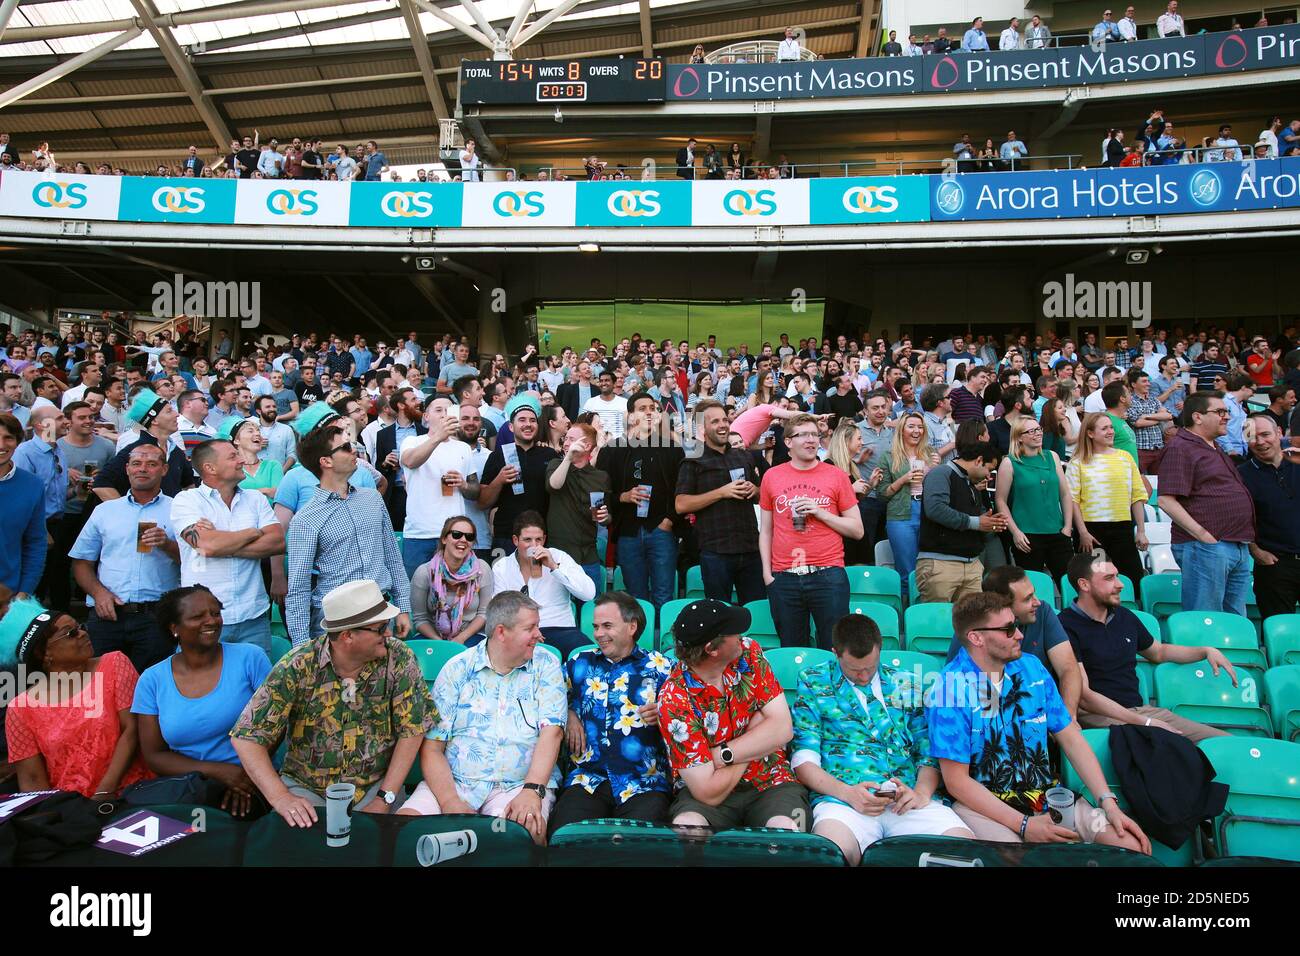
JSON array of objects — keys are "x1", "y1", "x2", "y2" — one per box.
[{"x1": 536, "y1": 299, "x2": 825, "y2": 355}]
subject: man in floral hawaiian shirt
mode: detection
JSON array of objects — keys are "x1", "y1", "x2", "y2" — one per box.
[
  {"x1": 928, "y1": 592, "x2": 1151, "y2": 852},
  {"x1": 792, "y1": 614, "x2": 972, "y2": 865},
  {"x1": 657, "y1": 599, "x2": 809, "y2": 830},
  {"x1": 549, "y1": 591, "x2": 674, "y2": 837},
  {"x1": 400, "y1": 591, "x2": 565, "y2": 845}
]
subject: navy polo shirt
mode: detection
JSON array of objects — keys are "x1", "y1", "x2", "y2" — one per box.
[
  {"x1": 1238, "y1": 456, "x2": 1300, "y2": 558},
  {"x1": 1058, "y1": 603, "x2": 1153, "y2": 709},
  {"x1": 946, "y1": 601, "x2": 1070, "y2": 675}
]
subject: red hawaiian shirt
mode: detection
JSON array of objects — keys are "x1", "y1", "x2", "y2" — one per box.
[{"x1": 656, "y1": 637, "x2": 796, "y2": 792}]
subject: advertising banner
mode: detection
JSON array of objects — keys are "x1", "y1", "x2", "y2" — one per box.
[
  {"x1": 690, "y1": 179, "x2": 810, "y2": 226},
  {"x1": 809, "y1": 175, "x2": 931, "y2": 224},
  {"x1": 233, "y1": 178, "x2": 350, "y2": 226},
  {"x1": 575, "y1": 180, "x2": 692, "y2": 226},
  {"x1": 119, "y1": 177, "x2": 237, "y2": 224},
  {"x1": 348, "y1": 181, "x2": 462, "y2": 227},
  {"x1": 0, "y1": 170, "x2": 121, "y2": 220},
  {"x1": 460, "y1": 181, "x2": 577, "y2": 227}
]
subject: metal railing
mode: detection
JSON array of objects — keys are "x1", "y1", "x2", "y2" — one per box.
[
  {"x1": 529, "y1": 154, "x2": 1086, "y2": 180},
  {"x1": 703, "y1": 40, "x2": 819, "y2": 64}
]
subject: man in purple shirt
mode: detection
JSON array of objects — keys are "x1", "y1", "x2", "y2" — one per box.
[
  {"x1": 948, "y1": 366, "x2": 990, "y2": 424},
  {"x1": 1156, "y1": 391, "x2": 1256, "y2": 615}
]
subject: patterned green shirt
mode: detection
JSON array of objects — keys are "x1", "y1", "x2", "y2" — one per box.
[{"x1": 231, "y1": 635, "x2": 435, "y2": 800}]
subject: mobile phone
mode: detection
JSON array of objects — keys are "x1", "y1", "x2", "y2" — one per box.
[{"x1": 875, "y1": 782, "x2": 898, "y2": 799}]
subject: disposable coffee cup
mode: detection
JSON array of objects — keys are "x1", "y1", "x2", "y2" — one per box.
[
  {"x1": 635, "y1": 484, "x2": 652, "y2": 519},
  {"x1": 416, "y1": 829, "x2": 478, "y2": 866},
  {"x1": 324, "y1": 783, "x2": 356, "y2": 847},
  {"x1": 1045, "y1": 786, "x2": 1076, "y2": 831}
]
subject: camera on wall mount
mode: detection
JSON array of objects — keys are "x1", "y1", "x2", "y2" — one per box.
[
  {"x1": 1125, "y1": 249, "x2": 1150, "y2": 265},
  {"x1": 554, "y1": 107, "x2": 564, "y2": 124}
]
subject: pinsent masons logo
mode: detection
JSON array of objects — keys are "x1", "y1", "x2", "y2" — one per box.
[
  {"x1": 152, "y1": 272, "x2": 261, "y2": 329},
  {"x1": 934, "y1": 179, "x2": 965, "y2": 215},
  {"x1": 1214, "y1": 32, "x2": 1249, "y2": 68},
  {"x1": 672, "y1": 66, "x2": 701, "y2": 97},
  {"x1": 930, "y1": 56, "x2": 960, "y2": 89},
  {"x1": 1188, "y1": 169, "x2": 1223, "y2": 207}
]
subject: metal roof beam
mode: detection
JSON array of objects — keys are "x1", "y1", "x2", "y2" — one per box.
[
  {"x1": 0, "y1": 0, "x2": 22, "y2": 43},
  {"x1": 513, "y1": 0, "x2": 584, "y2": 49},
  {"x1": 400, "y1": 0, "x2": 449, "y2": 120},
  {"x1": 128, "y1": 0, "x2": 232, "y2": 150},
  {"x1": 0, "y1": 26, "x2": 144, "y2": 109},
  {"x1": 409, "y1": 0, "x2": 494, "y2": 51},
  {"x1": 638, "y1": 0, "x2": 653, "y2": 58}
]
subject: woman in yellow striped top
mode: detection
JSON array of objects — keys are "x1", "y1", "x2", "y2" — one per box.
[{"x1": 1066, "y1": 412, "x2": 1149, "y2": 596}]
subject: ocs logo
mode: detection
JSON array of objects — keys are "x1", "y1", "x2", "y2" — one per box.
[
  {"x1": 1188, "y1": 169, "x2": 1222, "y2": 208},
  {"x1": 935, "y1": 180, "x2": 965, "y2": 216},
  {"x1": 492, "y1": 190, "x2": 545, "y2": 217},
  {"x1": 31, "y1": 181, "x2": 88, "y2": 210},
  {"x1": 723, "y1": 189, "x2": 777, "y2": 216},
  {"x1": 266, "y1": 188, "x2": 319, "y2": 216},
  {"x1": 607, "y1": 189, "x2": 661, "y2": 217},
  {"x1": 841, "y1": 185, "x2": 899, "y2": 215},
  {"x1": 151, "y1": 186, "x2": 206, "y2": 214},
  {"x1": 380, "y1": 191, "x2": 434, "y2": 218}
]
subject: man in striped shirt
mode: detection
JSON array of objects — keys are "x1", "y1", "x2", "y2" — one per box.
[
  {"x1": 286, "y1": 422, "x2": 411, "y2": 646},
  {"x1": 949, "y1": 366, "x2": 990, "y2": 424}
]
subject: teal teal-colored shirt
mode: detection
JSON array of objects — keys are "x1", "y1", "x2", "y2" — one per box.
[{"x1": 791, "y1": 658, "x2": 936, "y2": 808}]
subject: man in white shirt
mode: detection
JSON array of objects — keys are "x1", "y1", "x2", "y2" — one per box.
[
  {"x1": 1084, "y1": 367, "x2": 1125, "y2": 414},
  {"x1": 776, "y1": 27, "x2": 802, "y2": 61},
  {"x1": 399, "y1": 396, "x2": 474, "y2": 577},
  {"x1": 582, "y1": 370, "x2": 629, "y2": 439},
  {"x1": 1118, "y1": 5, "x2": 1139, "y2": 40},
  {"x1": 170, "y1": 438, "x2": 285, "y2": 654},
  {"x1": 459, "y1": 139, "x2": 482, "y2": 183},
  {"x1": 1025, "y1": 14, "x2": 1052, "y2": 48},
  {"x1": 254, "y1": 395, "x2": 296, "y2": 468},
  {"x1": 491, "y1": 509, "x2": 595, "y2": 658},
  {"x1": 1156, "y1": 0, "x2": 1184, "y2": 36},
  {"x1": 999, "y1": 18, "x2": 1022, "y2": 50},
  {"x1": 61, "y1": 361, "x2": 103, "y2": 408},
  {"x1": 1259, "y1": 116, "x2": 1282, "y2": 159},
  {"x1": 242, "y1": 359, "x2": 273, "y2": 399}
]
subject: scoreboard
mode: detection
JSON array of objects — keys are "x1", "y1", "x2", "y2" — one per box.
[{"x1": 459, "y1": 57, "x2": 665, "y2": 104}]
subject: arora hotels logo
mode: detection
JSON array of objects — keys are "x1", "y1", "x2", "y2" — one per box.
[
  {"x1": 723, "y1": 188, "x2": 777, "y2": 216},
  {"x1": 266, "y1": 188, "x2": 318, "y2": 215},
  {"x1": 151, "y1": 186, "x2": 206, "y2": 214},
  {"x1": 493, "y1": 190, "x2": 545, "y2": 217},
  {"x1": 31, "y1": 181, "x2": 88, "y2": 209},
  {"x1": 607, "y1": 189, "x2": 661, "y2": 217},
  {"x1": 1187, "y1": 169, "x2": 1223, "y2": 207},
  {"x1": 934, "y1": 179, "x2": 965, "y2": 216}
]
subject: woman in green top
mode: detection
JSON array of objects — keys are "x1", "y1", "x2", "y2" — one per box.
[
  {"x1": 1039, "y1": 397, "x2": 1070, "y2": 461},
  {"x1": 545, "y1": 422, "x2": 612, "y2": 599},
  {"x1": 220, "y1": 417, "x2": 282, "y2": 499},
  {"x1": 995, "y1": 416, "x2": 1073, "y2": 582},
  {"x1": 875, "y1": 412, "x2": 938, "y2": 582}
]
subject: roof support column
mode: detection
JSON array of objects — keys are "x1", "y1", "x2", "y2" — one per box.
[{"x1": 0, "y1": 25, "x2": 144, "y2": 110}]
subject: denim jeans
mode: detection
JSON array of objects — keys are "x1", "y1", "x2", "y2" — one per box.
[
  {"x1": 1172, "y1": 540, "x2": 1252, "y2": 616},
  {"x1": 767, "y1": 566, "x2": 850, "y2": 650},
  {"x1": 617, "y1": 527, "x2": 678, "y2": 608},
  {"x1": 580, "y1": 562, "x2": 605, "y2": 600},
  {"x1": 886, "y1": 497, "x2": 923, "y2": 582},
  {"x1": 221, "y1": 611, "x2": 273, "y2": 656},
  {"x1": 86, "y1": 609, "x2": 176, "y2": 674},
  {"x1": 401, "y1": 536, "x2": 441, "y2": 580},
  {"x1": 699, "y1": 550, "x2": 767, "y2": 606}
]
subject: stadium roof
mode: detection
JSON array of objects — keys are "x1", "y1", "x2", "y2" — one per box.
[{"x1": 0, "y1": 0, "x2": 880, "y2": 166}]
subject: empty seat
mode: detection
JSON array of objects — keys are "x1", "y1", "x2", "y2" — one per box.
[
  {"x1": 765, "y1": 647, "x2": 835, "y2": 705},
  {"x1": 1265, "y1": 614, "x2": 1300, "y2": 667},
  {"x1": 244, "y1": 810, "x2": 385, "y2": 867},
  {"x1": 1133, "y1": 609, "x2": 1162, "y2": 702},
  {"x1": 406, "y1": 639, "x2": 469, "y2": 687},
  {"x1": 699, "y1": 828, "x2": 845, "y2": 867},
  {"x1": 1141, "y1": 574, "x2": 1183, "y2": 625},
  {"x1": 684, "y1": 565, "x2": 707, "y2": 599},
  {"x1": 391, "y1": 813, "x2": 538, "y2": 867},
  {"x1": 548, "y1": 818, "x2": 687, "y2": 867},
  {"x1": 1147, "y1": 545, "x2": 1180, "y2": 575},
  {"x1": 846, "y1": 565, "x2": 903, "y2": 616},
  {"x1": 903, "y1": 602, "x2": 954, "y2": 656},
  {"x1": 1166, "y1": 612, "x2": 1266, "y2": 673},
  {"x1": 874, "y1": 539, "x2": 895, "y2": 569},
  {"x1": 1145, "y1": 523, "x2": 1172, "y2": 546},
  {"x1": 1153, "y1": 662, "x2": 1271, "y2": 737},
  {"x1": 882, "y1": 650, "x2": 943, "y2": 706},
  {"x1": 1198, "y1": 737, "x2": 1300, "y2": 862},
  {"x1": 1263, "y1": 664, "x2": 1300, "y2": 742},
  {"x1": 269, "y1": 635, "x2": 292, "y2": 664},
  {"x1": 847, "y1": 599, "x2": 900, "y2": 649},
  {"x1": 579, "y1": 598, "x2": 656, "y2": 650},
  {"x1": 742, "y1": 599, "x2": 784, "y2": 650}
]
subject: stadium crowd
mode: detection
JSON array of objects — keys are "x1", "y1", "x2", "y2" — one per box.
[{"x1": 0, "y1": 315, "x2": 1296, "y2": 862}]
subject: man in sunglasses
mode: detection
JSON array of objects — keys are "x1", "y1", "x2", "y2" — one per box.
[{"x1": 285, "y1": 423, "x2": 411, "y2": 647}]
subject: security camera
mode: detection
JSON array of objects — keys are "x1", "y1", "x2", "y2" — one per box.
[
  {"x1": 1126, "y1": 249, "x2": 1150, "y2": 265},
  {"x1": 554, "y1": 107, "x2": 563, "y2": 124},
  {"x1": 415, "y1": 257, "x2": 436, "y2": 271}
]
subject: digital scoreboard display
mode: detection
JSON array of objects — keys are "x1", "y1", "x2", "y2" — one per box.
[{"x1": 459, "y1": 57, "x2": 665, "y2": 104}]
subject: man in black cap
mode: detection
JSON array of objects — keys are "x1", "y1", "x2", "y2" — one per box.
[{"x1": 656, "y1": 599, "x2": 809, "y2": 831}]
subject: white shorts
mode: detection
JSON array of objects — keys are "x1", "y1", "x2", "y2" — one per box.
[
  {"x1": 812, "y1": 798, "x2": 968, "y2": 853},
  {"x1": 403, "y1": 781, "x2": 556, "y2": 820}
]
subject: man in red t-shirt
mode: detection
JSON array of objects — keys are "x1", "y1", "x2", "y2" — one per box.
[
  {"x1": 1244, "y1": 337, "x2": 1281, "y2": 388},
  {"x1": 759, "y1": 412, "x2": 863, "y2": 650}
]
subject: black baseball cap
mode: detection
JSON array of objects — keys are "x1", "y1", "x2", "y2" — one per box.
[{"x1": 672, "y1": 599, "x2": 751, "y2": 648}]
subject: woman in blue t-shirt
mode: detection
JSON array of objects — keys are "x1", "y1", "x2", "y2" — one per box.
[{"x1": 129, "y1": 585, "x2": 272, "y2": 817}]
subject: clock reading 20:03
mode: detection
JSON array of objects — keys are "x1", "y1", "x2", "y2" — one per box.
[
  {"x1": 459, "y1": 57, "x2": 665, "y2": 104},
  {"x1": 537, "y1": 82, "x2": 588, "y2": 101}
]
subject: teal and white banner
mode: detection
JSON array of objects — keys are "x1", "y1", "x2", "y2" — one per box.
[{"x1": 4, "y1": 165, "x2": 1300, "y2": 230}]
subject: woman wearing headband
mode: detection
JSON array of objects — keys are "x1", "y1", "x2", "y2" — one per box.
[{"x1": 2, "y1": 601, "x2": 152, "y2": 798}]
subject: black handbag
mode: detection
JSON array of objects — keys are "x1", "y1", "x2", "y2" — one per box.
[{"x1": 121, "y1": 772, "x2": 208, "y2": 807}]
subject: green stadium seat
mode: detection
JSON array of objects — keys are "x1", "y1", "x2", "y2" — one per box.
[
  {"x1": 1059, "y1": 728, "x2": 1193, "y2": 866},
  {"x1": 568, "y1": 643, "x2": 599, "y2": 661},
  {"x1": 847, "y1": 599, "x2": 901, "y2": 649},
  {"x1": 1135, "y1": 666, "x2": 1153, "y2": 706},
  {"x1": 903, "y1": 602, "x2": 954, "y2": 656},
  {"x1": 657, "y1": 598, "x2": 694, "y2": 651},
  {"x1": 860, "y1": 835, "x2": 1009, "y2": 867},
  {"x1": 390, "y1": 814, "x2": 539, "y2": 867},
  {"x1": 548, "y1": 819, "x2": 688, "y2": 867},
  {"x1": 1263, "y1": 665, "x2": 1300, "y2": 742},
  {"x1": 537, "y1": 643, "x2": 563, "y2": 662},
  {"x1": 610, "y1": 567, "x2": 625, "y2": 592},
  {"x1": 846, "y1": 565, "x2": 903, "y2": 616},
  {"x1": 1133, "y1": 609, "x2": 1162, "y2": 703},
  {"x1": 1153, "y1": 662, "x2": 1271, "y2": 737},
  {"x1": 907, "y1": 571, "x2": 919, "y2": 605},
  {"x1": 244, "y1": 810, "x2": 385, "y2": 866},
  {"x1": 41, "y1": 804, "x2": 244, "y2": 868},
  {"x1": 698, "y1": 828, "x2": 846, "y2": 867},
  {"x1": 765, "y1": 647, "x2": 835, "y2": 705},
  {"x1": 882, "y1": 650, "x2": 943, "y2": 707},
  {"x1": 742, "y1": 599, "x2": 783, "y2": 650},
  {"x1": 1022, "y1": 569, "x2": 1058, "y2": 609},
  {"x1": 1265, "y1": 614, "x2": 1300, "y2": 667},
  {"x1": 1141, "y1": 574, "x2": 1183, "y2": 627},
  {"x1": 1060, "y1": 573, "x2": 1139, "y2": 613},
  {"x1": 579, "y1": 598, "x2": 656, "y2": 651},
  {"x1": 406, "y1": 639, "x2": 469, "y2": 686},
  {"x1": 1198, "y1": 737, "x2": 1300, "y2": 862},
  {"x1": 269, "y1": 635, "x2": 292, "y2": 663},
  {"x1": 1166, "y1": 612, "x2": 1267, "y2": 673},
  {"x1": 684, "y1": 565, "x2": 706, "y2": 599},
  {"x1": 270, "y1": 602, "x2": 284, "y2": 624}
]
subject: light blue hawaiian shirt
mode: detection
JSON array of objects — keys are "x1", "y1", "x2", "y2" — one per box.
[
  {"x1": 565, "y1": 647, "x2": 674, "y2": 804},
  {"x1": 791, "y1": 659, "x2": 935, "y2": 808},
  {"x1": 428, "y1": 641, "x2": 567, "y2": 807}
]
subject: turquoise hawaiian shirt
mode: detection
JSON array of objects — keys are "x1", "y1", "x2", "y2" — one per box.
[
  {"x1": 428, "y1": 641, "x2": 567, "y2": 807},
  {"x1": 927, "y1": 647, "x2": 1071, "y2": 815},
  {"x1": 791, "y1": 659, "x2": 936, "y2": 808},
  {"x1": 565, "y1": 647, "x2": 674, "y2": 803}
]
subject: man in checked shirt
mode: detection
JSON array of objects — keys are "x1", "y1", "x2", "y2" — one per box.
[{"x1": 285, "y1": 422, "x2": 411, "y2": 646}]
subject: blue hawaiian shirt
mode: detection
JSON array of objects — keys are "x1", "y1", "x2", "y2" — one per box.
[
  {"x1": 791, "y1": 659, "x2": 935, "y2": 808},
  {"x1": 565, "y1": 647, "x2": 674, "y2": 803},
  {"x1": 428, "y1": 641, "x2": 567, "y2": 807},
  {"x1": 927, "y1": 648, "x2": 1071, "y2": 815}
]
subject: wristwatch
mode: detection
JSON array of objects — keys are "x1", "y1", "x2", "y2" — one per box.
[
  {"x1": 521, "y1": 782, "x2": 548, "y2": 797},
  {"x1": 378, "y1": 789, "x2": 397, "y2": 806},
  {"x1": 1097, "y1": 791, "x2": 1119, "y2": 806},
  {"x1": 719, "y1": 745, "x2": 735, "y2": 766}
]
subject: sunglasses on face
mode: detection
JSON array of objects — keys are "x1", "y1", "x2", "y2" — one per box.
[
  {"x1": 974, "y1": 622, "x2": 1019, "y2": 638},
  {"x1": 446, "y1": 529, "x2": 476, "y2": 542}
]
